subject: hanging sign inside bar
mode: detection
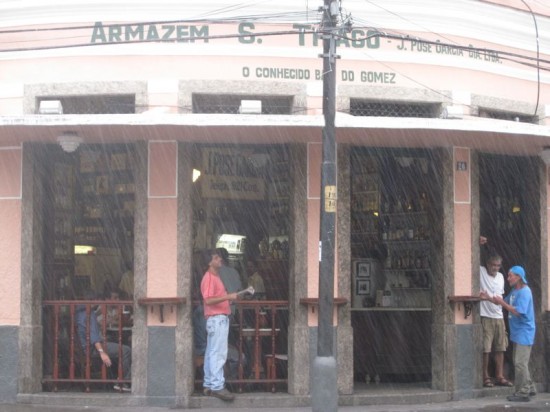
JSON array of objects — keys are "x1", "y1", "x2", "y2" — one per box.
[
  {"x1": 201, "y1": 147, "x2": 266, "y2": 200},
  {"x1": 201, "y1": 174, "x2": 265, "y2": 200}
]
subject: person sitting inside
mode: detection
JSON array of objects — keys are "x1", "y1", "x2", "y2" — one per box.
[
  {"x1": 246, "y1": 259, "x2": 266, "y2": 300},
  {"x1": 76, "y1": 292, "x2": 132, "y2": 392},
  {"x1": 118, "y1": 262, "x2": 134, "y2": 300}
]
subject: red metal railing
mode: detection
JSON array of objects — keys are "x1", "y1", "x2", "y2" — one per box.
[
  {"x1": 43, "y1": 299, "x2": 289, "y2": 393},
  {"x1": 42, "y1": 300, "x2": 132, "y2": 392},
  {"x1": 194, "y1": 300, "x2": 289, "y2": 393}
]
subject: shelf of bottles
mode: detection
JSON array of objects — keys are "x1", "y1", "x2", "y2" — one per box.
[
  {"x1": 350, "y1": 157, "x2": 379, "y2": 260},
  {"x1": 74, "y1": 148, "x2": 135, "y2": 246},
  {"x1": 264, "y1": 147, "x2": 290, "y2": 260},
  {"x1": 380, "y1": 192, "x2": 432, "y2": 301},
  {"x1": 53, "y1": 163, "x2": 75, "y2": 259},
  {"x1": 494, "y1": 192, "x2": 521, "y2": 232}
]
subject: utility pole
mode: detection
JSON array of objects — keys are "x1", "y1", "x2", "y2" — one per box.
[{"x1": 312, "y1": 1, "x2": 339, "y2": 411}]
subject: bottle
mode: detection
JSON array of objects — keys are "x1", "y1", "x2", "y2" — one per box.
[
  {"x1": 415, "y1": 251, "x2": 422, "y2": 269},
  {"x1": 419, "y1": 192, "x2": 428, "y2": 211},
  {"x1": 381, "y1": 216, "x2": 390, "y2": 241},
  {"x1": 385, "y1": 250, "x2": 392, "y2": 269},
  {"x1": 407, "y1": 224, "x2": 414, "y2": 240},
  {"x1": 422, "y1": 252, "x2": 430, "y2": 269}
]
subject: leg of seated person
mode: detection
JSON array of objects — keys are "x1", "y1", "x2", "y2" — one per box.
[{"x1": 105, "y1": 341, "x2": 131, "y2": 380}]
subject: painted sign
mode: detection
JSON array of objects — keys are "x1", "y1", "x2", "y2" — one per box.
[
  {"x1": 201, "y1": 174, "x2": 265, "y2": 200},
  {"x1": 200, "y1": 147, "x2": 266, "y2": 200},
  {"x1": 89, "y1": 21, "x2": 501, "y2": 64}
]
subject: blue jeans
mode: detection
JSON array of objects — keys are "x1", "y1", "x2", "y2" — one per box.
[{"x1": 204, "y1": 314, "x2": 229, "y2": 391}]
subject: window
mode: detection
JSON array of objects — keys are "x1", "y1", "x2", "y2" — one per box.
[
  {"x1": 479, "y1": 108, "x2": 537, "y2": 124},
  {"x1": 350, "y1": 99, "x2": 439, "y2": 118},
  {"x1": 192, "y1": 94, "x2": 294, "y2": 114},
  {"x1": 37, "y1": 95, "x2": 136, "y2": 114}
]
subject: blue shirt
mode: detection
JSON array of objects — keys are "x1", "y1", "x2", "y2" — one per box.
[
  {"x1": 505, "y1": 285, "x2": 535, "y2": 346},
  {"x1": 75, "y1": 306, "x2": 102, "y2": 349}
]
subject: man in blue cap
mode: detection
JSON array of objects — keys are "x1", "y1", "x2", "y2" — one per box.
[{"x1": 480, "y1": 265, "x2": 536, "y2": 402}]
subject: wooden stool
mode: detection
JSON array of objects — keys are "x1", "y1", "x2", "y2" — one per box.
[
  {"x1": 194, "y1": 355, "x2": 204, "y2": 391},
  {"x1": 194, "y1": 355, "x2": 204, "y2": 369},
  {"x1": 265, "y1": 354, "x2": 288, "y2": 392}
]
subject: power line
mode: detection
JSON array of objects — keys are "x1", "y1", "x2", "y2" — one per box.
[
  {"x1": 1, "y1": 7, "x2": 547, "y2": 119},
  {"x1": 519, "y1": 0, "x2": 541, "y2": 116},
  {"x1": 1, "y1": 23, "x2": 548, "y2": 72},
  {"x1": 335, "y1": 30, "x2": 550, "y2": 69},
  {"x1": 354, "y1": 0, "x2": 545, "y2": 116}
]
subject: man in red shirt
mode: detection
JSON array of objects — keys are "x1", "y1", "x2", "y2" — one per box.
[{"x1": 200, "y1": 249, "x2": 238, "y2": 401}]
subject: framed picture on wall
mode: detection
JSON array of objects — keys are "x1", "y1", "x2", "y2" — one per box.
[
  {"x1": 355, "y1": 261, "x2": 371, "y2": 278},
  {"x1": 356, "y1": 279, "x2": 370, "y2": 295}
]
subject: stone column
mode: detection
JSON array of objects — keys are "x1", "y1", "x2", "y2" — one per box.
[
  {"x1": 336, "y1": 144, "x2": 353, "y2": 395},
  {"x1": 288, "y1": 143, "x2": 310, "y2": 395},
  {"x1": 141, "y1": 141, "x2": 179, "y2": 406}
]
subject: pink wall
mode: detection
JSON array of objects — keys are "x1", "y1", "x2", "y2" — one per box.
[
  {"x1": 307, "y1": 143, "x2": 321, "y2": 326},
  {"x1": 453, "y1": 148, "x2": 473, "y2": 324},
  {"x1": 0, "y1": 147, "x2": 22, "y2": 325},
  {"x1": 306, "y1": 142, "x2": 340, "y2": 326},
  {"x1": 147, "y1": 141, "x2": 178, "y2": 326}
]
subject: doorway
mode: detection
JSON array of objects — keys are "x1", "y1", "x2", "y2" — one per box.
[
  {"x1": 41, "y1": 143, "x2": 136, "y2": 390},
  {"x1": 350, "y1": 147, "x2": 443, "y2": 387},
  {"x1": 478, "y1": 153, "x2": 541, "y2": 381},
  {"x1": 190, "y1": 144, "x2": 291, "y2": 391}
]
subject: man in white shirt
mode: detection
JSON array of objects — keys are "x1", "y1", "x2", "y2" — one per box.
[{"x1": 479, "y1": 239, "x2": 513, "y2": 387}]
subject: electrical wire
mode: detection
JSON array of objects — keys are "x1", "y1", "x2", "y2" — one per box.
[
  {"x1": 351, "y1": 0, "x2": 546, "y2": 116},
  {"x1": 519, "y1": 0, "x2": 541, "y2": 116},
  {"x1": 0, "y1": 3, "x2": 547, "y2": 119},
  {"x1": 331, "y1": 29, "x2": 550, "y2": 70},
  {"x1": 359, "y1": 0, "x2": 461, "y2": 48},
  {"x1": 1, "y1": 20, "x2": 548, "y2": 74}
]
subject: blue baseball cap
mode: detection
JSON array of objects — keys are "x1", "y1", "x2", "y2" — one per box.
[{"x1": 509, "y1": 266, "x2": 527, "y2": 284}]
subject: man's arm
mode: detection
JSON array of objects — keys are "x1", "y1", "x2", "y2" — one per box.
[
  {"x1": 480, "y1": 292, "x2": 519, "y2": 316},
  {"x1": 204, "y1": 292, "x2": 238, "y2": 306},
  {"x1": 89, "y1": 313, "x2": 112, "y2": 367}
]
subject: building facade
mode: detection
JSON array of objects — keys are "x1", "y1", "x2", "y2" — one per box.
[{"x1": 0, "y1": 0, "x2": 549, "y2": 407}]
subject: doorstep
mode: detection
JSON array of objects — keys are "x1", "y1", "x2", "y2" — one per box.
[{"x1": 16, "y1": 385, "x2": 517, "y2": 409}]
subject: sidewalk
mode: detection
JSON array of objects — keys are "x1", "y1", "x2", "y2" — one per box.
[{"x1": 1, "y1": 393, "x2": 550, "y2": 412}]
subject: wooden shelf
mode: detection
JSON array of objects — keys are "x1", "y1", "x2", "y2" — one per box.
[
  {"x1": 448, "y1": 295, "x2": 480, "y2": 319},
  {"x1": 137, "y1": 297, "x2": 186, "y2": 323},
  {"x1": 300, "y1": 297, "x2": 349, "y2": 316}
]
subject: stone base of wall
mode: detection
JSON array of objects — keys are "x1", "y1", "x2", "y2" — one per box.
[{"x1": 0, "y1": 326, "x2": 19, "y2": 402}]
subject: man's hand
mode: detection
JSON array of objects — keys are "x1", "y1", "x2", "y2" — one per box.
[
  {"x1": 100, "y1": 351, "x2": 112, "y2": 367},
  {"x1": 480, "y1": 236, "x2": 488, "y2": 245},
  {"x1": 479, "y1": 290, "x2": 491, "y2": 301}
]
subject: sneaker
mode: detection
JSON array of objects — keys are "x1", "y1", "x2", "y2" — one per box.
[
  {"x1": 209, "y1": 387, "x2": 235, "y2": 401},
  {"x1": 113, "y1": 384, "x2": 131, "y2": 393},
  {"x1": 506, "y1": 394, "x2": 530, "y2": 402},
  {"x1": 529, "y1": 391, "x2": 537, "y2": 397},
  {"x1": 203, "y1": 388, "x2": 211, "y2": 396}
]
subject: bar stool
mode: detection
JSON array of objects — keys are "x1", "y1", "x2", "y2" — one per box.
[{"x1": 265, "y1": 354, "x2": 288, "y2": 392}]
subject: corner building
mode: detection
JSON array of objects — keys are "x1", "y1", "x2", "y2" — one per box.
[{"x1": 0, "y1": 0, "x2": 549, "y2": 408}]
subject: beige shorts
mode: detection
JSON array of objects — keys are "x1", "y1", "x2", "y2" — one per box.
[{"x1": 482, "y1": 317, "x2": 508, "y2": 353}]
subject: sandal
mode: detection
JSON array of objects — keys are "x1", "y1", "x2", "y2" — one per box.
[
  {"x1": 483, "y1": 378, "x2": 494, "y2": 387},
  {"x1": 496, "y1": 378, "x2": 513, "y2": 387}
]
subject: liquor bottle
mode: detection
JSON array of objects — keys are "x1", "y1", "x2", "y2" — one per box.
[
  {"x1": 381, "y1": 216, "x2": 389, "y2": 241},
  {"x1": 407, "y1": 223, "x2": 414, "y2": 240}
]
